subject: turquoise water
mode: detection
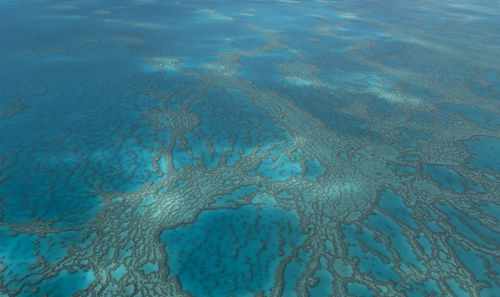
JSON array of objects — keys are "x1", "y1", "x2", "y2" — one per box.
[{"x1": 1, "y1": 0, "x2": 500, "y2": 296}]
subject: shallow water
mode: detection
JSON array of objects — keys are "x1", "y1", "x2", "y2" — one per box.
[{"x1": 1, "y1": 0, "x2": 499, "y2": 296}]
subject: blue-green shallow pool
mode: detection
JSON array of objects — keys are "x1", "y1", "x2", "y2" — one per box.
[{"x1": 1, "y1": 0, "x2": 499, "y2": 296}]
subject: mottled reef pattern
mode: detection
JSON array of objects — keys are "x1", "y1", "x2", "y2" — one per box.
[{"x1": 1, "y1": 0, "x2": 500, "y2": 296}]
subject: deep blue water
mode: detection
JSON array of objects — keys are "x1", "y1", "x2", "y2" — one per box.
[{"x1": 1, "y1": 0, "x2": 500, "y2": 296}]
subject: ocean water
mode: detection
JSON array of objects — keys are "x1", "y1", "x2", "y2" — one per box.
[{"x1": 0, "y1": 0, "x2": 499, "y2": 296}]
